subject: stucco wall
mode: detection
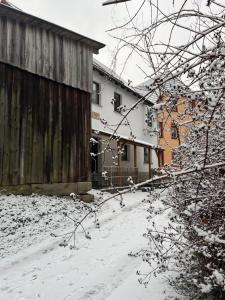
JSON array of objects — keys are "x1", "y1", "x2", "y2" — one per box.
[
  {"x1": 92, "y1": 70, "x2": 159, "y2": 172},
  {"x1": 158, "y1": 96, "x2": 189, "y2": 165}
]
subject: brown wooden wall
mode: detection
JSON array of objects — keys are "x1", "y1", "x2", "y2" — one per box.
[
  {"x1": 0, "y1": 62, "x2": 91, "y2": 186},
  {"x1": 0, "y1": 16, "x2": 93, "y2": 93}
]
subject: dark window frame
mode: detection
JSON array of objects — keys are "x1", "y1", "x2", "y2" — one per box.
[
  {"x1": 144, "y1": 147, "x2": 149, "y2": 164},
  {"x1": 159, "y1": 122, "x2": 163, "y2": 138},
  {"x1": 171, "y1": 149, "x2": 176, "y2": 161},
  {"x1": 114, "y1": 92, "x2": 122, "y2": 112},
  {"x1": 121, "y1": 144, "x2": 130, "y2": 161},
  {"x1": 158, "y1": 150, "x2": 164, "y2": 167},
  {"x1": 171, "y1": 123, "x2": 178, "y2": 139},
  {"x1": 171, "y1": 98, "x2": 178, "y2": 112},
  {"x1": 92, "y1": 81, "x2": 101, "y2": 105},
  {"x1": 145, "y1": 106, "x2": 153, "y2": 127}
]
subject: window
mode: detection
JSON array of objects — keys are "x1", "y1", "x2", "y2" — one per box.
[
  {"x1": 92, "y1": 82, "x2": 101, "y2": 105},
  {"x1": 171, "y1": 149, "x2": 176, "y2": 161},
  {"x1": 190, "y1": 100, "x2": 195, "y2": 110},
  {"x1": 121, "y1": 144, "x2": 130, "y2": 161},
  {"x1": 158, "y1": 150, "x2": 164, "y2": 167},
  {"x1": 171, "y1": 99, "x2": 178, "y2": 112},
  {"x1": 114, "y1": 92, "x2": 121, "y2": 112},
  {"x1": 144, "y1": 147, "x2": 149, "y2": 163},
  {"x1": 171, "y1": 123, "x2": 178, "y2": 139},
  {"x1": 145, "y1": 107, "x2": 153, "y2": 127},
  {"x1": 158, "y1": 95, "x2": 163, "y2": 103},
  {"x1": 159, "y1": 122, "x2": 163, "y2": 138}
]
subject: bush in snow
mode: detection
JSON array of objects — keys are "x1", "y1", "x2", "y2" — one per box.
[{"x1": 108, "y1": 0, "x2": 225, "y2": 298}]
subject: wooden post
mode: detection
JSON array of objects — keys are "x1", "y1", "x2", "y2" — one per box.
[
  {"x1": 134, "y1": 144, "x2": 137, "y2": 168},
  {"x1": 134, "y1": 144, "x2": 138, "y2": 183},
  {"x1": 148, "y1": 147, "x2": 152, "y2": 178},
  {"x1": 117, "y1": 141, "x2": 121, "y2": 167}
]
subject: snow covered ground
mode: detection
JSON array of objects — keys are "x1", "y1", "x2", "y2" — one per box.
[{"x1": 0, "y1": 190, "x2": 181, "y2": 300}]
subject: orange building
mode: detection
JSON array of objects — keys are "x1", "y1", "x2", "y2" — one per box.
[
  {"x1": 157, "y1": 96, "x2": 190, "y2": 166},
  {"x1": 136, "y1": 79, "x2": 191, "y2": 167}
]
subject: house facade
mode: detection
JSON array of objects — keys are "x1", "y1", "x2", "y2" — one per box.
[
  {"x1": 0, "y1": 3, "x2": 104, "y2": 197},
  {"x1": 157, "y1": 96, "x2": 189, "y2": 165},
  {"x1": 91, "y1": 60, "x2": 159, "y2": 187},
  {"x1": 136, "y1": 78, "x2": 190, "y2": 166}
]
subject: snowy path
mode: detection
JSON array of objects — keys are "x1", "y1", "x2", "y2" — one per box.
[{"x1": 0, "y1": 191, "x2": 177, "y2": 300}]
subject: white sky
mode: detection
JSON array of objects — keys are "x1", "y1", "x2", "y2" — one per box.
[
  {"x1": 8, "y1": 0, "x2": 209, "y2": 85},
  {"x1": 9, "y1": 0, "x2": 149, "y2": 85}
]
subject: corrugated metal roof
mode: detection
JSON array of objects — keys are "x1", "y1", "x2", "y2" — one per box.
[{"x1": 0, "y1": 3, "x2": 105, "y2": 53}]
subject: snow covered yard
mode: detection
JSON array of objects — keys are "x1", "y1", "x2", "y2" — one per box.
[
  {"x1": 0, "y1": 194, "x2": 88, "y2": 259},
  {"x1": 0, "y1": 190, "x2": 180, "y2": 300}
]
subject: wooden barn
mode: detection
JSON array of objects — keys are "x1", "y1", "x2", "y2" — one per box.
[{"x1": 0, "y1": 3, "x2": 104, "y2": 197}]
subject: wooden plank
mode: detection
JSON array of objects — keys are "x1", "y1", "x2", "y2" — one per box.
[
  {"x1": 43, "y1": 79, "x2": 50, "y2": 184},
  {"x1": 48, "y1": 80, "x2": 53, "y2": 183},
  {"x1": 24, "y1": 78, "x2": 33, "y2": 184},
  {"x1": 41, "y1": 28, "x2": 50, "y2": 77},
  {"x1": 61, "y1": 87, "x2": 68, "y2": 183},
  {"x1": 13, "y1": 20, "x2": 20, "y2": 65},
  {"x1": 0, "y1": 65, "x2": 5, "y2": 185},
  {"x1": 0, "y1": 17, "x2": 93, "y2": 92},
  {"x1": 48, "y1": 31, "x2": 54, "y2": 79},
  {"x1": 57, "y1": 85, "x2": 62, "y2": 183},
  {"x1": 2, "y1": 67, "x2": 10, "y2": 185},
  {"x1": 31, "y1": 76, "x2": 40, "y2": 183},
  {"x1": 76, "y1": 41, "x2": 81, "y2": 89},
  {"x1": 9, "y1": 69, "x2": 19, "y2": 185},
  {"x1": 35, "y1": 27, "x2": 42, "y2": 75},
  {"x1": 36, "y1": 78, "x2": 44, "y2": 183},
  {"x1": 69, "y1": 89, "x2": 75, "y2": 182},
  {"x1": 14, "y1": 75, "x2": 21, "y2": 185},
  {"x1": 0, "y1": 62, "x2": 91, "y2": 188}
]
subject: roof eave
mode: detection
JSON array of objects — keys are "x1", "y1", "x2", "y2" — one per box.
[
  {"x1": 93, "y1": 63, "x2": 154, "y2": 105},
  {"x1": 0, "y1": 3, "x2": 105, "y2": 52}
]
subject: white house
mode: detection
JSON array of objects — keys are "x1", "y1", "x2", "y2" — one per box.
[{"x1": 91, "y1": 59, "x2": 160, "y2": 187}]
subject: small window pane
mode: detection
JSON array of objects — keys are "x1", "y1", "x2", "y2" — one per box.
[
  {"x1": 114, "y1": 92, "x2": 121, "y2": 112},
  {"x1": 170, "y1": 99, "x2": 178, "y2": 112},
  {"x1": 145, "y1": 107, "x2": 153, "y2": 127},
  {"x1": 158, "y1": 150, "x2": 164, "y2": 167},
  {"x1": 159, "y1": 122, "x2": 163, "y2": 138},
  {"x1": 92, "y1": 82, "x2": 100, "y2": 105},
  {"x1": 171, "y1": 123, "x2": 178, "y2": 139},
  {"x1": 121, "y1": 144, "x2": 130, "y2": 161},
  {"x1": 144, "y1": 147, "x2": 149, "y2": 163},
  {"x1": 172, "y1": 149, "x2": 177, "y2": 162}
]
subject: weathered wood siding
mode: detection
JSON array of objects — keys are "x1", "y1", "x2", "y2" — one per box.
[
  {"x1": 0, "y1": 62, "x2": 91, "y2": 186},
  {"x1": 0, "y1": 16, "x2": 93, "y2": 93}
]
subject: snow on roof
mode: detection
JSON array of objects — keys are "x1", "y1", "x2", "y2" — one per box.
[
  {"x1": 93, "y1": 59, "x2": 154, "y2": 105},
  {"x1": 135, "y1": 75, "x2": 189, "y2": 103},
  {"x1": 135, "y1": 78, "x2": 159, "y2": 103},
  {"x1": 93, "y1": 128, "x2": 163, "y2": 149}
]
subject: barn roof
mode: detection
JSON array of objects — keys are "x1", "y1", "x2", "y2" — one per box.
[{"x1": 0, "y1": 3, "x2": 105, "y2": 54}]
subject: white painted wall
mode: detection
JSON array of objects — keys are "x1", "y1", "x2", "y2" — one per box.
[{"x1": 92, "y1": 70, "x2": 159, "y2": 172}]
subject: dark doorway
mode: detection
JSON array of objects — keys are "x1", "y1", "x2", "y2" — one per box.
[{"x1": 91, "y1": 138, "x2": 100, "y2": 173}]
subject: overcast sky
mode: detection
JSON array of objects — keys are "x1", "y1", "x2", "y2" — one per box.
[
  {"x1": 9, "y1": 0, "x2": 208, "y2": 85},
  {"x1": 9, "y1": 0, "x2": 150, "y2": 85}
]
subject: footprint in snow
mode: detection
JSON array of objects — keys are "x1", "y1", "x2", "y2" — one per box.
[
  {"x1": 31, "y1": 274, "x2": 38, "y2": 281},
  {"x1": 56, "y1": 274, "x2": 64, "y2": 280},
  {"x1": 1, "y1": 285, "x2": 10, "y2": 291}
]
